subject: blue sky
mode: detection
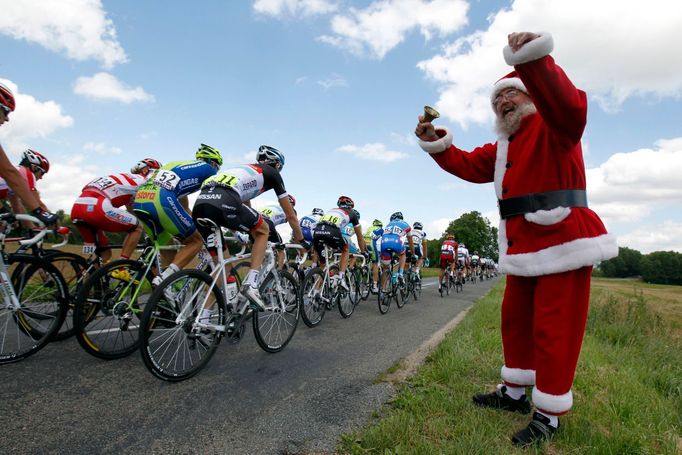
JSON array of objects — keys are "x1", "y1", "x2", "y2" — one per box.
[{"x1": 1, "y1": 0, "x2": 680, "y2": 253}]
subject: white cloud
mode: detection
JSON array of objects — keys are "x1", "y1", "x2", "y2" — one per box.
[
  {"x1": 318, "y1": 0, "x2": 468, "y2": 59},
  {"x1": 317, "y1": 74, "x2": 348, "y2": 90},
  {"x1": 588, "y1": 137, "x2": 682, "y2": 224},
  {"x1": 425, "y1": 217, "x2": 450, "y2": 239},
  {"x1": 0, "y1": 0, "x2": 127, "y2": 69},
  {"x1": 74, "y1": 73, "x2": 154, "y2": 103},
  {"x1": 337, "y1": 143, "x2": 409, "y2": 162},
  {"x1": 83, "y1": 142, "x2": 122, "y2": 155},
  {"x1": 390, "y1": 131, "x2": 417, "y2": 146},
  {"x1": 254, "y1": 0, "x2": 337, "y2": 17},
  {"x1": 617, "y1": 221, "x2": 682, "y2": 254},
  {"x1": 418, "y1": 0, "x2": 682, "y2": 128},
  {"x1": 0, "y1": 79, "x2": 74, "y2": 154}
]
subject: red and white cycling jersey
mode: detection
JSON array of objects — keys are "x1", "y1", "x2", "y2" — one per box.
[
  {"x1": 80, "y1": 173, "x2": 146, "y2": 207},
  {"x1": 0, "y1": 165, "x2": 38, "y2": 199}
]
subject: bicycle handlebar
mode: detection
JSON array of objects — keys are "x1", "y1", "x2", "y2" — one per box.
[{"x1": 14, "y1": 215, "x2": 48, "y2": 246}]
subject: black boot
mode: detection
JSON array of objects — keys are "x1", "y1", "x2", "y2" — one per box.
[
  {"x1": 472, "y1": 385, "x2": 531, "y2": 414},
  {"x1": 511, "y1": 411, "x2": 559, "y2": 447}
]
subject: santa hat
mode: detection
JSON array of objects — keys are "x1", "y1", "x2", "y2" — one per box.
[{"x1": 490, "y1": 71, "x2": 528, "y2": 110}]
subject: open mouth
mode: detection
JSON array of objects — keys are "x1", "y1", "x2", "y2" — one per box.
[{"x1": 502, "y1": 106, "x2": 515, "y2": 117}]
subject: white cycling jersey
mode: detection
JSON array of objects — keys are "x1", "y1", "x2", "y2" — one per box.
[
  {"x1": 259, "y1": 204, "x2": 287, "y2": 226},
  {"x1": 81, "y1": 173, "x2": 147, "y2": 207}
]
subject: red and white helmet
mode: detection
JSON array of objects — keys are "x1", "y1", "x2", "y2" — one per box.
[
  {"x1": 337, "y1": 195, "x2": 354, "y2": 209},
  {"x1": 131, "y1": 158, "x2": 162, "y2": 175},
  {"x1": 21, "y1": 149, "x2": 50, "y2": 174},
  {"x1": 0, "y1": 82, "x2": 16, "y2": 113}
]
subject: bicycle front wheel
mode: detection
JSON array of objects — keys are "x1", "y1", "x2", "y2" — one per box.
[
  {"x1": 74, "y1": 259, "x2": 152, "y2": 360},
  {"x1": 253, "y1": 270, "x2": 299, "y2": 353},
  {"x1": 0, "y1": 255, "x2": 68, "y2": 364},
  {"x1": 337, "y1": 271, "x2": 359, "y2": 319},
  {"x1": 300, "y1": 267, "x2": 327, "y2": 328},
  {"x1": 412, "y1": 276, "x2": 422, "y2": 301},
  {"x1": 357, "y1": 266, "x2": 371, "y2": 301}
]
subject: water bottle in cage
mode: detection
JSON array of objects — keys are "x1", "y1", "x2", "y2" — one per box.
[{"x1": 226, "y1": 275, "x2": 238, "y2": 310}]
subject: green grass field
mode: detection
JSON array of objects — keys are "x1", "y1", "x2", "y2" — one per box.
[{"x1": 340, "y1": 277, "x2": 682, "y2": 454}]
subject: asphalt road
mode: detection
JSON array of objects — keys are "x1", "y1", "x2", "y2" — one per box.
[{"x1": 0, "y1": 275, "x2": 499, "y2": 455}]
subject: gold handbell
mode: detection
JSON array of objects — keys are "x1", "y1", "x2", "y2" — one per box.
[{"x1": 423, "y1": 105, "x2": 440, "y2": 122}]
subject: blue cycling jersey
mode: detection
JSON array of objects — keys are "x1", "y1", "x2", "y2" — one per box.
[{"x1": 151, "y1": 160, "x2": 217, "y2": 198}]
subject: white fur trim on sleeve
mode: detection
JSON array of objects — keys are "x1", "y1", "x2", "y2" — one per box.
[
  {"x1": 533, "y1": 387, "x2": 573, "y2": 414},
  {"x1": 503, "y1": 32, "x2": 554, "y2": 66},
  {"x1": 418, "y1": 127, "x2": 452, "y2": 154}
]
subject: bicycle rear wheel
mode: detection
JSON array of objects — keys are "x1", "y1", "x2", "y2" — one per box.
[
  {"x1": 253, "y1": 270, "x2": 299, "y2": 353},
  {"x1": 396, "y1": 279, "x2": 409, "y2": 308},
  {"x1": 412, "y1": 275, "x2": 422, "y2": 301},
  {"x1": 357, "y1": 266, "x2": 371, "y2": 301},
  {"x1": 338, "y1": 271, "x2": 359, "y2": 318},
  {"x1": 299, "y1": 267, "x2": 327, "y2": 327},
  {"x1": 74, "y1": 259, "x2": 152, "y2": 360},
  {"x1": 377, "y1": 270, "x2": 392, "y2": 314},
  {"x1": 41, "y1": 251, "x2": 89, "y2": 340},
  {"x1": 0, "y1": 255, "x2": 68, "y2": 364},
  {"x1": 140, "y1": 269, "x2": 224, "y2": 381}
]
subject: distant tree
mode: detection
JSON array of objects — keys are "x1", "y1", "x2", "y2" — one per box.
[
  {"x1": 443, "y1": 211, "x2": 498, "y2": 262},
  {"x1": 640, "y1": 251, "x2": 682, "y2": 285},
  {"x1": 598, "y1": 247, "x2": 642, "y2": 278}
]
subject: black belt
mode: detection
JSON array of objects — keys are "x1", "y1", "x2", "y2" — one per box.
[{"x1": 498, "y1": 190, "x2": 587, "y2": 219}]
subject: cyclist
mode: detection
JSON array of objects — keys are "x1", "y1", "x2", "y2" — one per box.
[
  {"x1": 342, "y1": 209, "x2": 362, "y2": 269},
  {"x1": 312, "y1": 196, "x2": 368, "y2": 291},
  {"x1": 458, "y1": 242, "x2": 470, "y2": 280},
  {"x1": 0, "y1": 82, "x2": 57, "y2": 226},
  {"x1": 471, "y1": 250, "x2": 481, "y2": 278},
  {"x1": 363, "y1": 218, "x2": 383, "y2": 293},
  {"x1": 70, "y1": 158, "x2": 161, "y2": 264},
  {"x1": 132, "y1": 144, "x2": 221, "y2": 287},
  {"x1": 379, "y1": 212, "x2": 414, "y2": 285},
  {"x1": 192, "y1": 145, "x2": 308, "y2": 309},
  {"x1": 4, "y1": 149, "x2": 52, "y2": 228},
  {"x1": 299, "y1": 207, "x2": 324, "y2": 266},
  {"x1": 409, "y1": 221, "x2": 428, "y2": 275},
  {"x1": 439, "y1": 233, "x2": 458, "y2": 291},
  {"x1": 258, "y1": 194, "x2": 297, "y2": 268}
]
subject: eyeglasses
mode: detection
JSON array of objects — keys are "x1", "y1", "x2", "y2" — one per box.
[
  {"x1": 493, "y1": 89, "x2": 521, "y2": 106},
  {"x1": 0, "y1": 104, "x2": 10, "y2": 116}
]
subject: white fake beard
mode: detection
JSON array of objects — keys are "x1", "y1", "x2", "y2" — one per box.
[{"x1": 495, "y1": 101, "x2": 537, "y2": 136}]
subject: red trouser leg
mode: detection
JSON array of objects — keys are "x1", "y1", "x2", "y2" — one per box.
[{"x1": 500, "y1": 274, "x2": 537, "y2": 387}]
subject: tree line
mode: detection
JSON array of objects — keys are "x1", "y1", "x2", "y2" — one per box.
[
  {"x1": 595, "y1": 246, "x2": 682, "y2": 285},
  {"x1": 424, "y1": 211, "x2": 499, "y2": 267}
]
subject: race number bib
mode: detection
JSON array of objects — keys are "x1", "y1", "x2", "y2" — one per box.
[
  {"x1": 384, "y1": 225, "x2": 403, "y2": 236},
  {"x1": 321, "y1": 213, "x2": 341, "y2": 226},
  {"x1": 88, "y1": 176, "x2": 116, "y2": 191},
  {"x1": 152, "y1": 170, "x2": 180, "y2": 191},
  {"x1": 82, "y1": 243, "x2": 97, "y2": 254}
]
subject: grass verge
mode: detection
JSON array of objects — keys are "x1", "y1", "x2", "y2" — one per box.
[{"x1": 339, "y1": 278, "x2": 682, "y2": 454}]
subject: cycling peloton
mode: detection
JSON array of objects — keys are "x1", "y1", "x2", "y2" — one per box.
[
  {"x1": 0, "y1": 82, "x2": 57, "y2": 226},
  {"x1": 438, "y1": 233, "x2": 458, "y2": 291},
  {"x1": 71, "y1": 158, "x2": 161, "y2": 265},
  {"x1": 299, "y1": 207, "x2": 324, "y2": 267},
  {"x1": 312, "y1": 196, "x2": 368, "y2": 291},
  {"x1": 132, "y1": 144, "x2": 222, "y2": 287},
  {"x1": 192, "y1": 145, "x2": 307, "y2": 309},
  {"x1": 378, "y1": 212, "x2": 414, "y2": 286},
  {"x1": 457, "y1": 242, "x2": 470, "y2": 280},
  {"x1": 258, "y1": 194, "x2": 297, "y2": 269}
]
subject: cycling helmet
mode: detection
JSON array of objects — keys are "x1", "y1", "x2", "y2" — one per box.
[
  {"x1": 390, "y1": 211, "x2": 403, "y2": 221},
  {"x1": 460, "y1": 243, "x2": 465, "y2": 248},
  {"x1": 446, "y1": 233, "x2": 455, "y2": 240},
  {"x1": 0, "y1": 82, "x2": 16, "y2": 113},
  {"x1": 288, "y1": 194, "x2": 296, "y2": 207},
  {"x1": 131, "y1": 158, "x2": 161, "y2": 175},
  {"x1": 474, "y1": 251, "x2": 479, "y2": 255},
  {"x1": 337, "y1": 195, "x2": 354, "y2": 209},
  {"x1": 372, "y1": 219, "x2": 383, "y2": 227},
  {"x1": 257, "y1": 145, "x2": 285, "y2": 170},
  {"x1": 196, "y1": 143, "x2": 223, "y2": 166},
  {"x1": 413, "y1": 221, "x2": 423, "y2": 230},
  {"x1": 312, "y1": 208, "x2": 324, "y2": 216},
  {"x1": 21, "y1": 149, "x2": 50, "y2": 174}
]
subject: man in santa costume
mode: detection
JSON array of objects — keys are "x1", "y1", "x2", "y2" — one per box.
[{"x1": 415, "y1": 31, "x2": 618, "y2": 446}]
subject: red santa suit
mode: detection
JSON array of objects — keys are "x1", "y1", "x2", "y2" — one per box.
[{"x1": 419, "y1": 33, "x2": 618, "y2": 415}]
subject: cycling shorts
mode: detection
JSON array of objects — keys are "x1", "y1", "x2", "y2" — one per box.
[
  {"x1": 439, "y1": 254, "x2": 455, "y2": 269},
  {"x1": 262, "y1": 217, "x2": 283, "y2": 244},
  {"x1": 312, "y1": 223, "x2": 346, "y2": 260},
  {"x1": 381, "y1": 235, "x2": 405, "y2": 256},
  {"x1": 414, "y1": 245, "x2": 423, "y2": 258},
  {"x1": 71, "y1": 194, "x2": 138, "y2": 246},
  {"x1": 132, "y1": 188, "x2": 195, "y2": 245},
  {"x1": 191, "y1": 187, "x2": 264, "y2": 253},
  {"x1": 301, "y1": 225, "x2": 314, "y2": 243}
]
